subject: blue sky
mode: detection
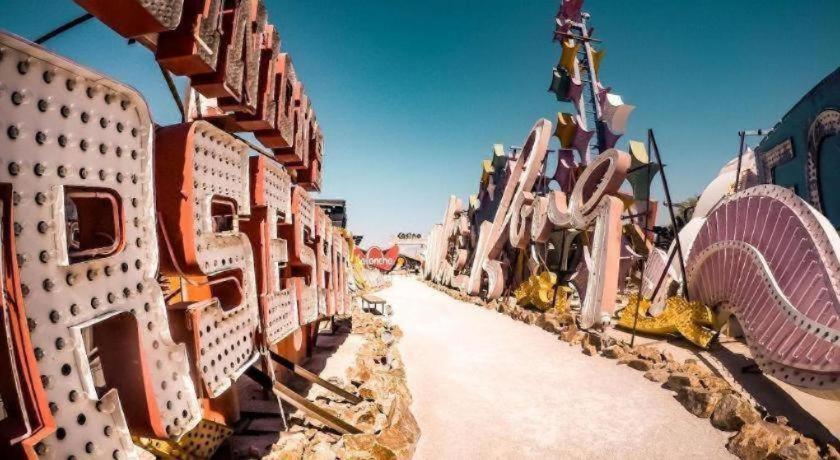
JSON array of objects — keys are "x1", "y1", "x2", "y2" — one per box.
[{"x1": 2, "y1": 1, "x2": 839, "y2": 246}]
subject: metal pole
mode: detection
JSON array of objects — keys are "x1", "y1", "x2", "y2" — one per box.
[
  {"x1": 648, "y1": 129, "x2": 690, "y2": 300},
  {"x1": 630, "y1": 151, "x2": 654, "y2": 347},
  {"x1": 734, "y1": 131, "x2": 746, "y2": 192},
  {"x1": 35, "y1": 13, "x2": 94, "y2": 44},
  {"x1": 158, "y1": 64, "x2": 186, "y2": 123}
]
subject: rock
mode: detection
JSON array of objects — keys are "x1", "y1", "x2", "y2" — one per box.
[
  {"x1": 521, "y1": 310, "x2": 538, "y2": 325},
  {"x1": 676, "y1": 386, "x2": 723, "y2": 418},
  {"x1": 311, "y1": 431, "x2": 340, "y2": 445},
  {"x1": 643, "y1": 368, "x2": 670, "y2": 383},
  {"x1": 304, "y1": 441, "x2": 340, "y2": 460},
  {"x1": 560, "y1": 326, "x2": 585, "y2": 345},
  {"x1": 699, "y1": 375, "x2": 732, "y2": 394},
  {"x1": 627, "y1": 359, "x2": 653, "y2": 372},
  {"x1": 347, "y1": 358, "x2": 373, "y2": 386},
  {"x1": 349, "y1": 401, "x2": 384, "y2": 433},
  {"x1": 767, "y1": 415, "x2": 789, "y2": 426},
  {"x1": 824, "y1": 444, "x2": 840, "y2": 460},
  {"x1": 358, "y1": 370, "x2": 412, "y2": 404},
  {"x1": 522, "y1": 310, "x2": 542, "y2": 325},
  {"x1": 343, "y1": 434, "x2": 396, "y2": 460},
  {"x1": 376, "y1": 396, "x2": 421, "y2": 459},
  {"x1": 664, "y1": 359, "x2": 683, "y2": 372},
  {"x1": 390, "y1": 325, "x2": 404, "y2": 339},
  {"x1": 773, "y1": 440, "x2": 821, "y2": 460},
  {"x1": 727, "y1": 421, "x2": 819, "y2": 460},
  {"x1": 681, "y1": 361, "x2": 711, "y2": 377},
  {"x1": 268, "y1": 432, "x2": 308, "y2": 460},
  {"x1": 665, "y1": 372, "x2": 700, "y2": 392},
  {"x1": 601, "y1": 345, "x2": 625, "y2": 359},
  {"x1": 585, "y1": 332, "x2": 613, "y2": 351},
  {"x1": 634, "y1": 346, "x2": 664, "y2": 363},
  {"x1": 541, "y1": 313, "x2": 565, "y2": 334},
  {"x1": 711, "y1": 394, "x2": 761, "y2": 431},
  {"x1": 373, "y1": 412, "x2": 389, "y2": 433},
  {"x1": 617, "y1": 354, "x2": 635, "y2": 365},
  {"x1": 581, "y1": 333, "x2": 602, "y2": 356}
]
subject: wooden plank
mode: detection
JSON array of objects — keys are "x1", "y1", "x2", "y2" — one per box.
[
  {"x1": 269, "y1": 351, "x2": 362, "y2": 404},
  {"x1": 244, "y1": 367, "x2": 361, "y2": 435},
  {"x1": 272, "y1": 381, "x2": 361, "y2": 435}
]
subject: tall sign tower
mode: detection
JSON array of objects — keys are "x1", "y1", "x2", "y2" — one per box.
[{"x1": 549, "y1": 0, "x2": 634, "y2": 164}]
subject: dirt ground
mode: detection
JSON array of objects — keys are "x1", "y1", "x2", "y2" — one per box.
[{"x1": 377, "y1": 276, "x2": 734, "y2": 459}]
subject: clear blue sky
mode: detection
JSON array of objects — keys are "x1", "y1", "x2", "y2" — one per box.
[{"x1": 2, "y1": 1, "x2": 839, "y2": 246}]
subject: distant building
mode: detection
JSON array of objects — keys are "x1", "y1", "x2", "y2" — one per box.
[
  {"x1": 316, "y1": 198, "x2": 348, "y2": 228},
  {"x1": 755, "y1": 67, "x2": 840, "y2": 227}
]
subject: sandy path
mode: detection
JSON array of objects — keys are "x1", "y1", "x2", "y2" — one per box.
[{"x1": 378, "y1": 276, "x2": 734, "y2": 459}]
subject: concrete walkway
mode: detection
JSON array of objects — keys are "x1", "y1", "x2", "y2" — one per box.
[{"x1": 378, "y1": 276, "x2": 734, "y2": 459}]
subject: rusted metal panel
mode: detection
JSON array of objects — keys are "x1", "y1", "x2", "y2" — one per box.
[
  {"x1": 154, "y1": 121, "x2": 260, "y2": 399},
  {"x1": 241, "y1": 155, "x2": 299, "y2": 347},
  {"x1": 254, "y1": 53, "x2": 296, "y2": 148},
  {"x1": 299, "y1": 120, "x2": 323, "y2": 191},
  {"x1": 75, "y1": 0, "x2": 183, "y2": 38},
  {"x1": 217, "y1": 0, "x2": 266, "y2": 116},
  {"x1": 0, "y1": 192, "x2": 53, "y2": 459},
  {"x1": 190, "y1": 0, "x2": 251, "y2": 100},
  {"x1": 279, "y1": 187, "x2": 318, "y2": 325},
  {"x1": 155, "y1": 0, "x2": 224, "y2": 76},
  {"x1": 0, "y1": 31, "x2": 203, "y2": 458},
  {"x1": 235, "y1": 25, "x2": 281, "y2": 131},
  {"x1": 272, "y1": 83, "x2": 308, "y2": 167}
]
